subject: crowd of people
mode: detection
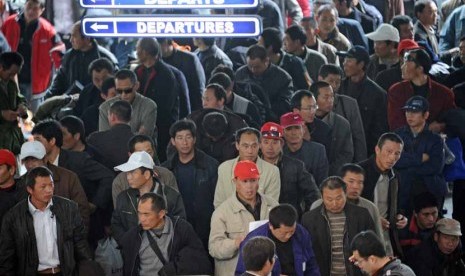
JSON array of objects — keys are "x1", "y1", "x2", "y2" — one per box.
[{"x1": 1, "y1": 0, "x2": 465, "y2": 275}]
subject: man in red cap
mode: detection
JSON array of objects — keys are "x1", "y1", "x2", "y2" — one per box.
[
  {"x1": 260, "y1": 122, "x2": 320, "y2": 217},
  {"x1": 281, "y1": 112, "x2": 328, "y2": 185},
  {"x1": 209, "y1": 160, "x2": 278, "y2": 275}
]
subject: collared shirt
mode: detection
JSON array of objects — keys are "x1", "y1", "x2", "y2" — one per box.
[
  {"x1": 28, "y1": 197, "x2": 60, "y2": 271},
  {"x1": 236, "y1": 193, "x2": 262, "y2": 221},
  {"x1": 52, "y1": 153, "x2": 60, "y2": 166}
]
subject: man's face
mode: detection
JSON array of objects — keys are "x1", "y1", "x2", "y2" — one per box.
[
  {"x1": 102, "y1": 87, "x2": 117, "y2": 101},
  {"x1": 159, "y1": 40, "x2": 173, "y2": 58},
  {"x1": 33, "y1": 134, "x2": 54, "y2": 154},
  {"x1": 171, "y1": 130, "x2": 196, "y2": 156},
  {"x1": 418, "y1": 2, "x2": 438, "y2": 26},
  {"x1": 415, "y1": 206, "x2": 438, "y2": 229},
  {"x1": 247, "y1": 57, "x2": 269, "y2": 77},
  {"x1": 399, "y1": 23, "x2": 414, "y2": 40},
  {"x1": 343, "y1": 171, "x2": 364, "y2": 200},
  {"x1": 0, "y1": 164, "x2": 14, "y2": 187},
  {"x1": 374, "y1": 41, "x2": 393, "y2": 59},
  {"x1": 294, "y1": 96, "x2": 317, "y2": 123},
  {"x1": 236, "y1": 133, "x2": 260, "y2": 161},
  {"x1": 283, "y1": 34, "x2": 300, "y2": 53},
  {"x1": 126, "y1": 168, "x2": 150, "y2": 189},
  {"x1": 234, "y1": 177, "x2": 259, "y2": 202},
  {"x1": 343, "y1": 57, "x2": 364, "y2": 77},
  {"x1": 0, "y1": 64, "x2": 20, "y2": 81},
  {"x1": 22, "y1": 157, "x2": 45, "y2": 172},
  {"x1": 351, "y1": 250, "x2": 375, "y2": 275},
  {"x1": 138, "y1": 199, "x2": 165, "y2": 230},
  {"x1": 202, "y1": 88, "x2": 223, "y2": 109},
  {"x1": 24, "y1": 1, "x2": 44, "y2": 23},
  {"x1": 300, "y1": 21, "x2": 317, "y2": 44},
  {"x1": 260, "y1": 138, "x2": 283, "y2": 161},
  {"x1": 401, "y1": 52, "x2": 422, "y2": 80},
  {"x1": 375, "y1": 141, "x2": 403, "y2": 171},
  {"x1": 115, "y1": 78, "x2": 137, "y2": 103},
  {"x1": 435, "y1": 232, "x2": 460, "y2": 255},
  {"x1": 136, "y1": 42, "x2": 148, "y2": 63},
  {"x1": 283, "y1": 125, "x2": 304, "y2": 146},
  {"x1": 316, "y1": 86, "x2": 335, "y2": 114},
  {"x1": 92, "y1": 69, "x2": 111, "y2": 91},
  {"x1": 320, "y1": 74, "x2": 342, "y2": 93},
  {"x1": 322, "y1": 187, "x2": 346, "y2": 214},
  {"x1": 317, "y1": 10, "x2": 337, "y2": 35},
  {"x1": 406, "y1": 110, "x2": 428, "y2": 129},
  {"x1": 459, "y1": 40, "x2": 465, "y2": 63},
  {"x1": 133, "y1": 141, "x2": 155, "y2": 159},
  {"x1": 269, "y1": 223, "x2": 296, "y2": 243},
  {"x1": 27, "y1": 175, "x2": 54, "y2": 206},
  {"x1": 61, "y1": 126, "x2": 79, "y2": 150},
  {"x1": 70, "y1": 25, "x2": 89, "y2": 51}
]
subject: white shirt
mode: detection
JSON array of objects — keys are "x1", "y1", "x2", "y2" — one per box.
[
  {"x1": 28, "y1": 198, "x2": 60, "y2": 271},
  {"x1": 52, "y1": 153, "x2": 60, "y2": 166}
]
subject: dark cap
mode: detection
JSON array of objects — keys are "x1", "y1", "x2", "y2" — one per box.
[
  {"x1": 336, "y1": 46, "x2": 370, "y2": 66},
  {"x1": 202, "y1": 111, "x2": 228, "y2": 138},
  {"x1": 402, "y1": 96, "x2": 429, "y2": 112}
]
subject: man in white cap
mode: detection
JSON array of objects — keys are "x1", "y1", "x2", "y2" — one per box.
[
  {"x1": 365, "y1": 23, "x2": 400, "y2": 80},
  {"x1": 17, "y1": 141, "x2": 91, "y2": 227},
  {"x1": 111, "y1": 151, "x2": 186, "y2": 243}
]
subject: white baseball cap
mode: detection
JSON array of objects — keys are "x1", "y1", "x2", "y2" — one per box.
[
  {"x1": 20, "y1": 141, "x2": 46, "y2": 160},
  {"x1": 366, "y1": 24, "x2": 400, "y2": 43},
  {"x1": 114, "y1": 151, "x2": 154, "y2": 172}
]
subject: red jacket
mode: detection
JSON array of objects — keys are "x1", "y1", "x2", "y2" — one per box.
[
  {"x1": 388, "y1": 78, "x2": 456, "y2": 130},
  {"x1": 2, "y1": 15, "x2": 63, "y2": 95}
]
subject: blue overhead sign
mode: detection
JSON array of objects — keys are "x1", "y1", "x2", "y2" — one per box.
[
  {"x1": 82, "y1": 16, "x2": 261, "y2": 37},
  {"x1": 80, "y1": 0, "x2": 258, "y2": 9}
]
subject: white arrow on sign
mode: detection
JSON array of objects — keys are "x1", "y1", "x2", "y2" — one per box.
[{"x1": 90, "y1": 22, "x2": 109, "y2": 32}]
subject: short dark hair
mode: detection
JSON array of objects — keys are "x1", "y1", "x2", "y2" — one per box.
[
  {"x1": 139, "y1": 192, "x2": 167, "y2": 212},
  {"x1": 414, "y1": 192, "x2": 438, "y2": 213},
  {"x1": 350, "y1": 230, "x2": 386, "y2": 258},
  {"x1": 109, "y1": 100, "x2": 132, "y2": 122},
  {"x1": 26, "y1": 166, "x2": 53, "y2": 189},
  {"x1": 59, "y1": 115, "x2": 86, "y2": 144},
  {"x1": 205, "y1": 83, "x2": 227, "y2": 102},
  {"x1": 26, "y1": 0, "x2": 45, "y2": 9},
  {"x1": 169, "y1": 119, "x2": 197, "y2": 139},
  {"x1": 408, "y1": 48, "x2": 432, "y2": 74},
  {"x1": 211, "y1": 64, "x2": 235, "y2": 82},
  {"x1": 235, "y1": 127, "x2": 261, "y2": 143},
  {"x1": 414, "y1": 0, "x2": 434, "y2": 17},
  {"x1": 285, "y1": 25, "x2": 307, "y2": 46},
  {"x1": 128, "y1": 135, "x2": 156, "y2": 154},
  {"x1": 0, "y1": 52, "x2": 24, "y2": 70},
  {"x1": 137, "y1": 38, "x2": 160, "y2": 57},
  {"x1": 309, "y1": 81, "x2": 331, "y2": 98},
  {"x1": 300, "y1": 16, "x2": 317, "y2": 29},
  {"x1": 339, "y1": 163, "x2": 365, "y2": 178},
  {"x1": 242, "y1": 237, "x2": 276, "y2": 272},
  {"x1": 88, "y1": 58, "x2": 114, "y2": 75},
  {"x1": 115, "y1": 69, "x2": 137, "y2": 85},
  {"x1": 31, "y1": 119, "x2": 63, "y2": 148},
  {"x1": 319, "y1": 64, "x2": 343, "y2": 78},
  {"x1": 376, "y1": 132, "x2": 404, "y2": 149},
  {"x1": 269, "y1": 204, "x2": 298, "y2": 229},
  {"x1": 208, "y1": 73, "x2": 232, "y2": 90},
  {"x1": 200, "y1": 37, "x2": 216, "y2": 47},
  {"x1": 261, "y1": 27, "x2": 283, "y2": 54},
  {"x1": 246, "y1": 45, "x2": 268, "y2": 61},
  {"x1": 390, "y1": 15, "x2": 412, "y2": 33},
  {"x1": 101, "y1": 77, "x2": 116, "y2": 96},
  {"x1": 290, "y1": 89, "x2": 315, "y2": 110},
  {"x1": 320, "y1": 176, "x2": 347, "y2": 193}
]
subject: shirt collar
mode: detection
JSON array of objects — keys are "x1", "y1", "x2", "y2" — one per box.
[{"x1": 28, "y1": 196, "x2": 53, "y2": 215}]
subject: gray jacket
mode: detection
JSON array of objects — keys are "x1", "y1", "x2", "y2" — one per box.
[
  {"x1": 379, "y1": 258, "x2": 416, "y2": 276},
  {"x1": 271, "y1": 0, "x2": 303, "y2": 27}
]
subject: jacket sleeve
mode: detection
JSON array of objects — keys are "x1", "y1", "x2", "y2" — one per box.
[
  {"x1": 81, "y1": 156, "x2": 114, "y2": 212},
  {"x1": 299, "y1": 168, "x2": 321, "y2": 212},
  {"x1": 209, "y1": 209, "x2": 240, "y2": 259},
  {"x1": 270, "y1": 75, "x2": 293, "y2": 121},
  {"x1": 346, "y1": 100, "x2": 367, "y2": 162},
  {"x1": 415, "y1": 135, "x2": 445, "y2": 175},
  {"x1": 71, "y1": 201, "x2": 93, "y2": 261},
  {"x1": 0, "y1": 212, "x2": 17, "y2": 275},
  {"x1": 112, "y1": 173, "x2": 127, "y2": 209},
  {"x1": 98, "y1": 103, "x2": 111, "y2": 132},
  {"x1": 302, "y1": 227, "x2": 321, "y2": 276},
  {"x1": 439, "y1": 12, "x2": 456, "y2": 53},
  {"x1": 139, "y1": 100, "x2": 157, "y2": 137},
  {"x1": 314, "y1": 147, "x2": 329, "y2": 186},
  {"x1": 265, "y1": 165, "x2": 281, "y2": 203},
  {"x1": 47, "y1": 54, "x2": 70, "y2": 97},
  {"x1": 285, "y1": 0, "x2": 303, "y2": 26},
  {"x1": 388, "y1": 86, "x2": 406, "y2": 131},
  {"x1": 111, "y1": 193, "x2": 128, "y2": 243},
  {"x1": 214, "y1": 163, "x2": 229, "y2": 209},
  {"x1": 68, "y1": 174, "x2": 91, "y2": 229},
  {"x1": 371, "y1": 89, "x2": 389, "y2": 144},
  {"x1": 331, "y1": 119, "x2": 354, "y2": 174},
  {"x1": 170, "y1": 191, "x2": 187, "y2": 219},
  {"x1": 188, "y1": 54, "x2": 206, "y2": 111}
]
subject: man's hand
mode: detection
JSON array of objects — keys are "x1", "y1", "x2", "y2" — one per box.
[
  {"x1": 381, "y1": 217, "x2": 390, "y2": 230},
  {"x1": 1, "y1": 110, "x2": 19, "y2": 121},
  {"x1": 422, "y1": 153, "x2": 430, "y2": 162},
  {"x1": 396, "y1": 214, "x2": 408, "y2": 229}
]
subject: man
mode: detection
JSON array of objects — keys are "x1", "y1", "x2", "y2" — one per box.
[
  {"x1": 318, "y1": 64, "x2": 367, "y2": 162},
  {"x1": 394, "y1": 96, "x2": 446, "y2": 215},
  {"x1": 47, "y1": 20, "x2": 117, "y2": 97},
  {"x1": 236, "y1": 204, "x2": 320, "y2": 275},
  {"x1": 260, "y1": 122, "x2": 320, "y2": 216},
  {"x1": 87, "y1": 100, "x2": 135, "y2": 170},
  {"x1": 202, "y1": 83, "x2": 227, "y2": 110},
  {"x1": 214, "y1": 127, "x2": 280, "y2": 208},
  {"x1": 238, "y1": 236, "x2": 276, "y2": 276},
  {"x1": 333, "y1": 0, "x2": 377, "y2": 35},
  {"x1": 283, "y1": 24, "x2": 327, "y2": 83},
  {"x1": 338, "y1": 46, "x2": 389, "y2": 156},
  {"x1": 162, "y1": 119, "x2": 219, "y2": 249},
  {"x1": 281, "y1": 112, "x2": 328, "y2": 185},
  {"x1": 99, "y1": 69, "x2": 158, "y2": 140},
  {"x1": 413, "y1": 0, "x2": 439, "y2": 57},
  {"x1": 350, "y1": 230, "x2": 415, "y2": 276},
  {"x1": 440, "y1": 5, "x2": 465, "y2": 53},
  {"x1": 311, "y1": 81, "x2": 354, "y2": 174},
  {"x1": 366, "y1": 24, "x2": 400, "y2": 80},
  {"x1": 235, "y1": 44, "x2": 294, "y2": 122},
  {"x1": 209, "y1": 160, "x2": 279, "y2": 275},
  {"x1": 111, "y1": 151, "x2": 186, "y2": 242},
  {"x1": 0, "y1": 52, "x2": 28, "y2": 154},
  {"x1": 0, "y1": 166, "x2": 92, "y2": 275},
  {"x1": 359, "y1": 132, "x2": 408, "y2": 256},
  {"x1": 408, "y1": 218, "x2": 465, "y2": 275},
  {"x1": 18, "y1": 141, "x2": 91, "y2": 227},
  {"x1": 134, "y1": 38, "x2": 178, "y2": 162},
  {"x1": 314, "y1": 4, "x2": 355, "y2": 52},
  {"x1": 2, "y1": 0, "x2": 64, "y2": 111},
  {"x1": 388, "y1": 48, "x2": 456, "y2": 131},
  {"x1": 302, "y1": 176, "x2": 377, "y2": 276},
  {"x1": 300, "y1": 16, "x2": 339, "y2": 65},
  {"x1": 118, "y1": 192, "x2": 212, "y2": 275},
  {"x1": 391, "y1": 15, "x2": 414, "y2": 41},
  {"x1": 193, "y1": 37, "x2": 233, "y2": 81}
]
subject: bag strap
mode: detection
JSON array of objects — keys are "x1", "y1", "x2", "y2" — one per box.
[{"x1": 146, "y1": 231, "x2": 168, "y2": 265}]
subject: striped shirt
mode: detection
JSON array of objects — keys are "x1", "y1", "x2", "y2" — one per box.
[{"x1": 328, "y1": 210, "x2": 346, "y2": 276}]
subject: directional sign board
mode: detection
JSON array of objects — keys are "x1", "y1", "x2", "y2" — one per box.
[
  {"x1": 82, "y1": 16, "x2": 261, "y2": 37},
  {"x1": 80, "y1": 0, "x2": 259, "y2": 9}
]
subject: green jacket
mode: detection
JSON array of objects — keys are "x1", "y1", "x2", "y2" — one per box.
[{"x1": 0, "y1": 80, "x2": 25, "y2": 154}]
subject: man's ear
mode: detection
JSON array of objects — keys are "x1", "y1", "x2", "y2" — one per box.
[
  {"x1": 50, "y1": 137, "x2": 57, "y2": 147},
  {"x1": 134, "y1": 81, "x2": 140, "y2": 92}
]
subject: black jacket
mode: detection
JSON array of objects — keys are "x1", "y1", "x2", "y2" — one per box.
[
  {"x1": 166, "y1": 63, "x2": 191, "y2": 118},
  {"x1": 162, "y1": 149, "x2": 218, "y2": 249},
  {"x1": 0, "y1": 196, "x2": 92, "y2": 275},
  {"x1": 301, "y1": 203, "x2": 376, "y2": 276},
  {"x1": 195, "y1": 44, "x2": 233, "y2": 81},
  {"x1": 119, "y1": 216, "x2": 213, "y2": 276},
  {"x1": 0, "y1": 180, "x2": 26, "y2": 228}
]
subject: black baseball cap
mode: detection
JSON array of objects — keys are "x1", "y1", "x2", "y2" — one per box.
[
  {"x1": 336, "y1": 45, "x2": 370, "y2": 66},
  {"x1": 402, "y1": 96, "x2": 429, "y2": 112}
]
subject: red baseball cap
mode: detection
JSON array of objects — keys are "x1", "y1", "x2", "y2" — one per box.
[
  {"x1": 280, "y1": 112, "x2": 304, "y2": 129},
  {"x1": 397, "y1": 39, "x2": 420, "y2": 57},
  {"x1": 0, "y1": 149, "x2": 16, "y2": 167},
  {"x1": 261, "y1": 122, "x2": 283, "y2": 140},
  {"x1": 234, "y1": 160, "x2": 260, "y2": 180}
]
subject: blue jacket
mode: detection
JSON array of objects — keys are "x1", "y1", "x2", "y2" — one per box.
[
  {"x1": 440, "y1": 5, "x2": 465, "y2": 52},
  {"x1": 235, "y1": 223, "x2": 320, "y2": 276},
  {"x1": 337, "y1": 18, "x2": 369, "y2": 50}
]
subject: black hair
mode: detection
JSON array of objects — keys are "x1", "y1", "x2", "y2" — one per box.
[
  {"x1": 300, "y1": 16, "x2": 318, "y2": 29},
  {"x1": 269, "y1": 204, "x2": 298, "y2": 229},
  {"x1": 309, "y1": 81, "x2": 331, "y2": 98},
  {"x1": 115, "y1": 69, "x2": 137, "y2": 85},
  {"x1": 414, "y1": 0, "x2": 434, "y2": 18},
  {"x1": 139, "y1": 192, "x2": 167, "y2": 212},
  {"x1": 414, "y1": 192, "x2": 438, "y2": 213},
  {"x1": 339, "y1": 163, "x2": 365, "y2": 178},
  {"x1": 408, "y1": 48, "x2": 432, "y2": 74},
  {"x1": 290, "y1": 89, "x2": 315, "y2": 110},
  {"x1": 128, "y1": 135, "x2": 155, "y2": 154},
  {"x1": 200, "y1": 37, "x2": 216, "y2": 47},
  {"x1": 460, "y1": 36, "x2": 465, "y2": 43},
  {"x1": 59, "y1": 115, "x2": 86, "y2": 144},
  {"x1": 137, "y1": 38, "x2": 160, "y2": 57},
  {"x1": 376, "y1": 132, "x2": 404, "y2": 149},
  {"x1": 0, "y1": 52, "x2": 24, "y2": 70},
  {"x1": 205, "y1": 83, "x2": 227, "y2": 102},
  {"x1": 101, "y1": 77, "x2": 116, "y2": 96},
  {"x1": 338, "y1": 0, "x2": 353, "y2": 8},
  {"x1": 26, "y1": 166, "x2": 53, "y2": 189},
  {"x1": 391, "y1": 15, "x2": 413, "y2": 32},
  {"x1": 211, "y1": 64, "x2": 235, "y2": 82},
  {"x1": 169, "y1": 119, "x2": 197, "y2": 139},
  {"x1": 26, "y1": 0, "x2": 45, "y2": 9},
  {"x1": 235, "y1": 127, "x2": 261, "y2": 143},
  {"x1": 88, "y1": 58, "x2": 114, "y2": 75},
  {"x1": 157, "y1": 38, "x2": 173, "y2": 45},
  {"x1": 285, "y1": 25, "x2": 307, "y2": 46},
  {"x1": 31, "y1": 119, "x2": 63, "y2": 148},
  {"x1": 351, "y1": 230, "x2": 386, "y2": 258},
  {"x1": 208, "y1": 73, "x2": 232, "y2": 91},
  {"x1": 320, "y1": 176, "x2": 347, "y2": 193},
  {"x1": 246, "y1": 45, "x2": 268, "y2": 61},
  {"x1": 261, "y1": 27, "x2": 283, "y2": 54},
  {"x1": 319, "y1": 64, "x2": 343, "y2": 78},
  {"x1": 109, "y1": 100, "x2": 132, "y2": 122},
  {"x1": 242, "y1": 237, "x2": 276, "y2": 272}
]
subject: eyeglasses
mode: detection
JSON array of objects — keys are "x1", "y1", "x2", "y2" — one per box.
[
  {"x1": 115, "y1": 86, "x2": 134, "y2": 94},
  {"x1": 262, "y1": 130, "x2": 282, "y2": 138}
]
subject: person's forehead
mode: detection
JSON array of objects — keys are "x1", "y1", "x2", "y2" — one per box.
[
  {"x1": 175, "y1": 129, "x2": 194, "y2": 137},
  {"x1": 247, "y1": 57, "x2": 266, "y2": 65},
  {"x1": 419, "y1": 206, "x2": 438, "y2": 214},
  {"x1": 239, "y1": 132, "x2": 259, "y2": 142},
  {"x1": 380, "y1": 140, "x2": 402, "y2": 150},
  {"x1": 134, "y1": 141, "x2": 153, "y2": 150},
  {"x1": 301, "y1": 95, "x2": 316, "y2": 104},
  {"x1": 322, "y1": 187, "x2": 344, "y2": 196},
  {"x1": 344, "y1": 171, "x2": 364, "y2": 180},
  {"x1": 115, "y1": 78, "x2": 133, "y2": 87}
]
